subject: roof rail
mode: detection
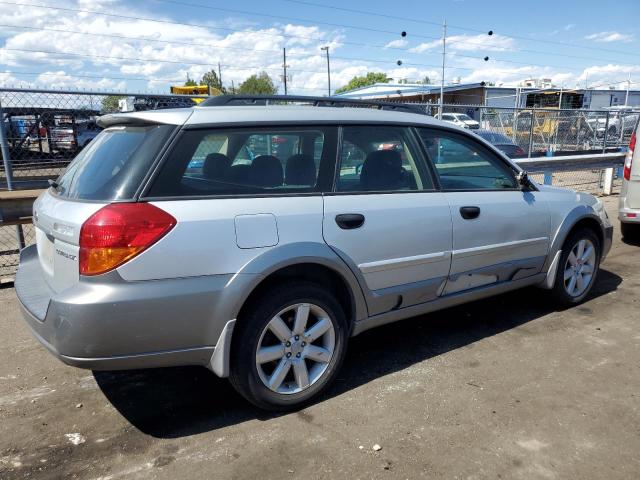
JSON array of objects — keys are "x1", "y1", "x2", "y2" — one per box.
[{"x1": 199, "y1": 95, "x2": 427, "y2": 115}]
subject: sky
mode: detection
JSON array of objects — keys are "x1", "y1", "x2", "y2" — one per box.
[{"x1": 0, "y1": 0, "x2": 638, "y2": 95}]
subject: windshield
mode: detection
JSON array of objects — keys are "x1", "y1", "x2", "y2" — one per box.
[
  {"x1": 455, "y1": 114, "x2": 474, "y2": 121},
  {"x1": 55, "y1": 124, "x2": 173, "y2": 201}
]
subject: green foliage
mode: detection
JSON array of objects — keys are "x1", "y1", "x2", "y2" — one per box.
[
  {"x1": 418, "y1": 76, "x2": 431, "y2": 84},
  {"x1": 335, "y1": 72, "x2": 391, "y2": 94},
  {"x1": 184, "y1": 74, "x2": 198, "y2": 87},
  {"x1": 201, "y1": 70, "x2": 225, "y2": 94},
  {"x1": 101, "y1": 95, "x2": 124, "y2": 113},
  {"x1": 237, "y1": 72, "x2": 278, "y2": 95}
]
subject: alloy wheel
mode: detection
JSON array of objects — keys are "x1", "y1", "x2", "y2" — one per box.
[
  {"x1": 255, "y1": 303, "x2": 336, "y2": 394},
  {"x1": 563, "y1": 238, "x2": 596, "y2": 297}
]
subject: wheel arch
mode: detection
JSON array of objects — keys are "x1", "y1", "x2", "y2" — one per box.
[
  {"x1": 541, "y1": 207, "x2": 605, "y2": 289},
  {"x1": 210, "y1": 243, "x2": 368, "y2": 378}
]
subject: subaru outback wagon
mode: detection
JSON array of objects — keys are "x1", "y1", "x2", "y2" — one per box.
[{"x1": 16, "y1": 96, "x2": 613, "y2": 410}]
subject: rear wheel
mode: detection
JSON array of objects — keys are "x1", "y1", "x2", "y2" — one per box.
[
  {"x1": 229, "y1": 282, "x2": 348, "y2": 411},
  {"x1": 551, "y1": 228, "x2": 601, "y2": 306}
]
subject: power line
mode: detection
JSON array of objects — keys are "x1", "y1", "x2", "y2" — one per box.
[
  {"x1": 283, "y1": 0, "x2": 638, "y2": 57},
  {"x1": 0, "y1": 70, "x2": 329, "y2": 91},
  {"x1": 1, "y1": 46, "x2": 478, "y2": 72},
  {"x1": 0, "y1": 21, "x2": 509, "y2": 69},
  {"x1": 150, "y1": 0, "x2": 640, "y2": 65},
  {"x1": 2, "y1": 1, "x2": 635, "y2": 73},
  {"x1": 149, "y1": 0, "x2": 439, "y2": 41},
  {"x1": 0, "y1": 1, "x2": 412, "y2": 52},
  {"x1": 0, "y1": 0, "x2": 630, "y2": 68}
]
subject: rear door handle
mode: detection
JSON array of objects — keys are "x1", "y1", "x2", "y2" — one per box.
[
  {"x1": 460, "y1": 206, "x2": 480, "y2": 220},
  {"x1": 335, "y1": 213, "x2": 365, "y2": 229}
]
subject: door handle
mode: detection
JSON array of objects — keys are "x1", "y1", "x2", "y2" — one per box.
[
  {"x1": 460, "y1": 206, "x2": 480, "y2": 220},
  {"x1": 335, "y1": 213, "x2": 365, "y2": 229}
]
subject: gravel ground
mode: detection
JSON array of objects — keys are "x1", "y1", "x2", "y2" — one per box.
[{"x1": 0, "y1": 195, "x2": 638, "y2": 480}]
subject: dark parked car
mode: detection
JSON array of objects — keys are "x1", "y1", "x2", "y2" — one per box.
[{"x1": 475, "y1": 129, "x2": 526, "y2": 158}]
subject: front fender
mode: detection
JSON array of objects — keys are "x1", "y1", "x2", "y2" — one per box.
[{"x1": 541, "y1": 204, "x2": 607, "y2": 284}]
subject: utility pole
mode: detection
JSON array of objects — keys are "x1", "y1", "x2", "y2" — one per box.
[
  {"x1": 558, "y1": 83, "x2": 563, "y2": 109},
  {"x1": 439, "y1": 19, "x2": 447, "y2": 120},
  {"x1": 321, "y1": 46, "x2": 331, "y2": 96},
  {"x1": 218, "y1": 62, "x2": 223, "y2": 91},
  {"x1": 625, "y1": 72, "x2": 631, "y2": 106},
  {"x1": 282, "y1": 47, "x2": 288, "y2": 95}
]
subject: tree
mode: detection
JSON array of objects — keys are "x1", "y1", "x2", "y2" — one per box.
[
  {"x1": 201, "y1": 69, "x2": 225, "y2": 95},
  {"x1": 238, "y1": 72, "x2": 277, "y2": 95},
  {"x1": 335, "y1": 72, "x2": 391, "y2": 94},
  {"x1": 101, "y1": 95, "x2": 124, "y2": 113},
  {"x1": 184, "y1": 74, "x2": 198, "y2": 87},
  {"x1": 418, "y1": 76, "x2": 431, "y2": 84}
]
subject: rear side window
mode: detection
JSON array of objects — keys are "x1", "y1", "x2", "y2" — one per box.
[
  {"x1": 417, "y1": 128, "x2": 518, "y2": 190},
  {"x1": 335, "y1": 126, "x2": 433, "y2": 192},
  {"x1": 148, "y1": 127, "x2": 336, "y2": 197},
  {"x1": 54, "y1": 125, "x2": 173, "y2": 201}
]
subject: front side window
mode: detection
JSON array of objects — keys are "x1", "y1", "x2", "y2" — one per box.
[
  {"x1": 418, "y1": 128, "x2": 518, "y2": 190},
  {"x1": 335, "y1": 126, "x2": 432, "y2": 192},
  {"x1": 149, "y1": 127, "x2": 333, "y2": 197}
]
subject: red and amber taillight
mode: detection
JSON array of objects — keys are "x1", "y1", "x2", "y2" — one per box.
[
  {"x1": 624, "y1": 131, "x2": 635, "y2": 181},
  {"x1": 79, "y1": 203, "x2": 176, "y2": 276}
]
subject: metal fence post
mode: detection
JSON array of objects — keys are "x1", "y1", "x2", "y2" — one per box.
[
  {"x1": 0, "y1": 97, "x2": 14, "y2": 190},
  {"x1": 602, "y1": 111, "x2": 610, "y2": 154},
  {"x1": 0, "y1": 97, "x2": 26, "y2": 250},
  {"x1": 527, "y1": 107, "x2": 535, "y2": 157}
]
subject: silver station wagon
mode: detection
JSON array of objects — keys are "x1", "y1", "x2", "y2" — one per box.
[{"x1": 16, "y1": 96, "x2": 613, "y2": 410}]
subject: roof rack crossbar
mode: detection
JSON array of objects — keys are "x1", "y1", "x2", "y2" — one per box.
[{"x1": 199, "y1": 95, "x2": 426, "y2": 115}]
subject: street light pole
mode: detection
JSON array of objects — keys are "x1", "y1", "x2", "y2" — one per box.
[{"x1": 321, "y1": 46, "x2": 331, "y2": 96}]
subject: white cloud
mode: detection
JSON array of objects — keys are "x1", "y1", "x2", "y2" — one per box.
[
  {"x1": 384, "y1": 39, "x2": 408, "y2": 49},
  {"x1": 410, "y1": 33, "x2": 515, "y2": 54},
  {"x1": 564, "y1": 24, "x2": 575, "y2": 31},
  {"x1": 585, "y1": 31, "x2": 634, "y2": 43},
  {"x1": 0, "y1": 1, "x2": 637, "y2": 97}
]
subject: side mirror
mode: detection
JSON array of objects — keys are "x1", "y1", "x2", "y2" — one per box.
[{"x1": 516, "y1": 170, "x2": 533, "y2": 189}]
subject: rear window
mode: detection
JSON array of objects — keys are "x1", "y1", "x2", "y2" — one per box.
[
  {"x1": 147, "y1": 126, "x2": 336, "y2": 197},
  {"x1": 54, "y1": 125, "x2": 173, "y2": 201}
]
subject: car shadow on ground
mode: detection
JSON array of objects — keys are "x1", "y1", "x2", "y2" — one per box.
[
  {"x1": 622, "y1": 234, "x2": 640, "y2": 247},
  {"x1": 94, "y1": 269, "x2": 622, "y2": 439}
]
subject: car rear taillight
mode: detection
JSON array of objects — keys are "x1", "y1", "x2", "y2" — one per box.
[
  {"x1": 624, "y1": 131, "x2": 635, "y2": 181},
  {"x1": 79, "y1": 203, "x2": 176, "y2": 276}
]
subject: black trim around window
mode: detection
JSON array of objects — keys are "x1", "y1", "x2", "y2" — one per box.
[
  {"x1": 415, "y1": 126, "x2": 525, "y2": 192},
  {"x1": 331, "y1": 124, "x2": 437, "y2": 194},
  {"x1": 140, "y1": 124, "x2": 338, "y2": 199},
  {"x1": 137, "y1": 120, "x2": 537, "y2": 200}
]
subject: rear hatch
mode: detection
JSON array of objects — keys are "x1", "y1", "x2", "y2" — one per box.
[{"x1": 33, "y1": 124, "x2": 175, "y2": 293}]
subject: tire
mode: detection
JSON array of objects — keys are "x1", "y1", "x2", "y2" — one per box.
[
  {"x1": 551, "y1": 228, "x2": 601, "y2": 307},
  {"x1": 229, "y1": 281, "x2": 349, "y2": 411},
  {"x1": 621, "y1": 222, "x2": 639, "y2": 240}
]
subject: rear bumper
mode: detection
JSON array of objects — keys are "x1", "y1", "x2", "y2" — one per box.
[
  {"x1": 15, "y1": 244, "x2": 255, "y2": 371},
  {"x1": 618, "y1": 207, "x2": 640, "y2": 224}
]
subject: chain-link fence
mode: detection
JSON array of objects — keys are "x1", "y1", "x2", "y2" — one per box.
[
  {"x1": 419, "y1": 103, "x2": 639, "y2": 153},
  {"x1": 0, "y1": 87, "x2": 206, "y2": 279},
  {"x1": 411, "y1": 102, "x2": 635, "y2": 192},
  {"x1": 0, "y1": 88, "x2": 635, "y2": 279}
]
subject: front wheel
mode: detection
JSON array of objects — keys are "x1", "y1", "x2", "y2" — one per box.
[
  {"x1": 551, "y1": 228, "x2": 601, "y2": 306},
  {"x1": 229, "y1": 282, "x2": 348, "y2": 411}
]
